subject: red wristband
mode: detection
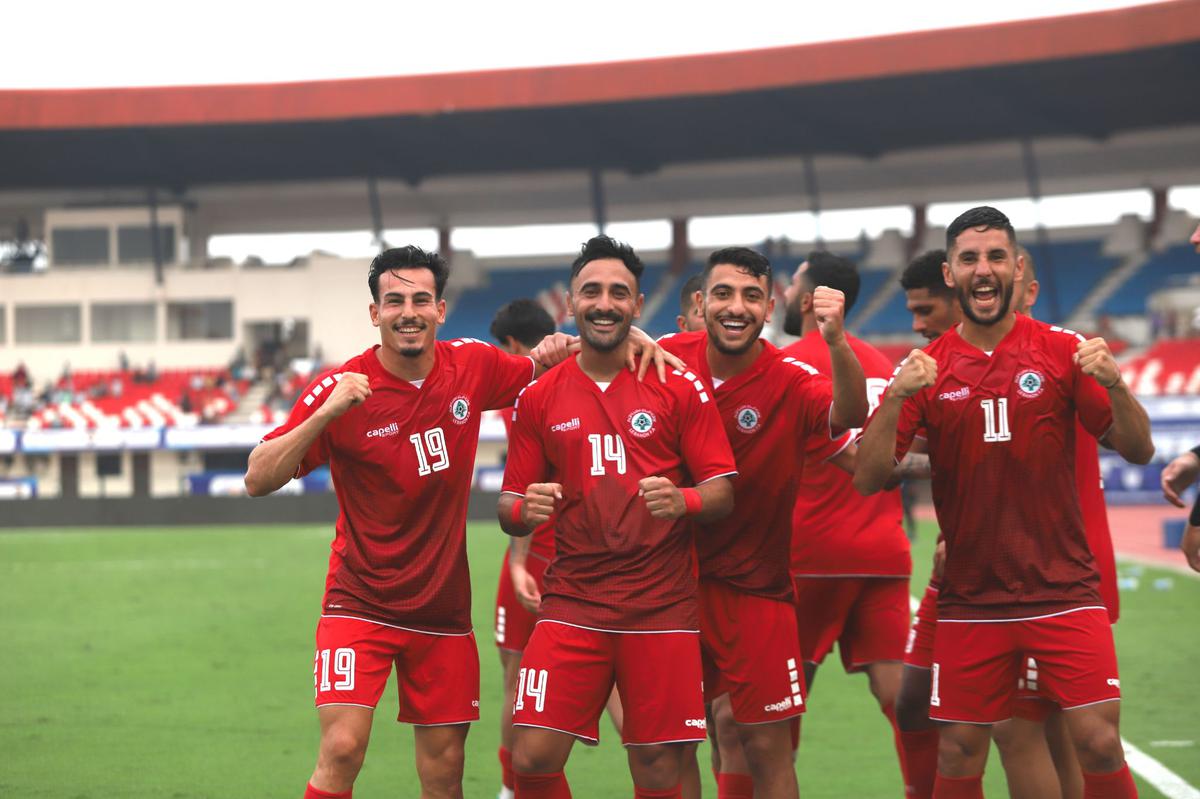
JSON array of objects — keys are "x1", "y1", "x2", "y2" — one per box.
[
  {"x1": 681, "y1": 487, "x2": 703, "y2": 516},
  {"x1": 511, "y1": 498, "x2": 525, "y2": 526}
]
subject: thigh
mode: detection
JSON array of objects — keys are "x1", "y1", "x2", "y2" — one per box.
[
  {"x1": 393, "y1": 629, "x2": 480, "y2": 725},
  {"x1": 513, "y1": 621, "x2": 614, "y2": 744},
  {"x1": 616, "y1": 631, "x2": 707, "y2": 746},
  {"x1": 792, "y1": 577, "x2": 856, "y2": 666},
  {"x1": 702, "y1": 581, "x2": 805, "y2": 724},
  {"x1": 931, "y1": 620, "x2": 1021, "y2": 724},
  {"x1": 840, "y1": 578, "x2": 910, "y2": 673},
  {"x1": 314, "y1": 616, "x2": 397, "y2": 710},
  {"x1": 1020, "y1": 610, "x2": 1121, "y2": 712}
]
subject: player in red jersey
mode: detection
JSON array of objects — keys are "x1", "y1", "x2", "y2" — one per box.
[
  {"x1": 244, "y1": 246, "x2": 675, "y2": 799},
  {"x1": 856, "y1": 207, "x2": 1154, "y2": 799},
  {"x1": 498, "y1": 235, "x2": 737, "y2": 799},
  {"x1": 780, "y1": 251, "x2": 913, "y2": 793},
  {"x1": 490, "y1": 299, "x2": 560, "y2": 799},
  {"x1": 676, "y1": 274, "x2": 706, "y2": 333},
  {"x1": 660, "y1": 246, "x2": 865, "y2": 799}
]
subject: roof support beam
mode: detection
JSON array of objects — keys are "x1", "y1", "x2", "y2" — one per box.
[
  {"x1": 1020, "y1": 138, "x2": 1063, "y2": 323},
  {"x1": 589, "y1": 168, "x2": 607, "y2": 234}
]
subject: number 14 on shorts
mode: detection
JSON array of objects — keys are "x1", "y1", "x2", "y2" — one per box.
[{"x1": 515, "y1": 667, "x2": 548, "y2": 712}]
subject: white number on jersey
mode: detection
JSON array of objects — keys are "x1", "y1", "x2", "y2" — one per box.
[
  {"x1": 410, "y1": 427, "x2": 450, "y2": 476},
  {"x1": 514, "y1": 667, "x2": 548, "y2": 713},
  {"x1": 588, "y1": 433, "x2": 627, "y2": 476},
  {"x1": 981, "y1": 398, "x2": 1011, "y2": 443},
  {"x1": 315, "y1": 647, "x2": 356, "y2": 693}
]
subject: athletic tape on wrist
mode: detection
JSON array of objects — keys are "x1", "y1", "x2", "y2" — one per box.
[{"x1": 681, "y1": 487, "x2": 703, "y2": 516}]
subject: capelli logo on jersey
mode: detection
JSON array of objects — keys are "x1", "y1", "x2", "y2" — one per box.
[
  {"x1": 734, "y1": 405, "x2": 762, "y2": 434},
  {"x1": 938, "y1": 386, "x2": 971, "y2": 402},
  {"x1": 449, "y1": 395, "x2": 471, "y2": 425},
  {"x1": 365, "y1": 422, "x2": 400, "y2": 438},
  {"x1": 1015, "y1": 370, "x2": 1046, "y2": 399},
  {"x1": 550, "y1": 417, "x2": 581, "y2": 433},
  {"x1": 628, "y1": 409, "x2": 657, "y2": 438}
]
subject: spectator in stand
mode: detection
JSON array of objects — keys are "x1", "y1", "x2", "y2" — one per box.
[
  {"x1": 118, "y1": 350, "x2": 130, "y2": 373},
  {"x1": 12, "y1": 362, "x2": 29, "y2": 389}
]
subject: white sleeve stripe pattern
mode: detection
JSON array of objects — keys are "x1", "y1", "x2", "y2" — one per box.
[
  {"x1": 781, "y1": 356, "x2": 819, "y2": 376},
  {"x1": 301, "y1": 372, "x2": 343, "y2": 407},
  {"x1": 1050, "y1": 325, "x2": 1087, "y2": 344}
]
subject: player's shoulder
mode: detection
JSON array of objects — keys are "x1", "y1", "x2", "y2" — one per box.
[
  {"x1": 656, "y1": 329, "x2": 706, "y2": 358},
  {"x1": 441, "y1": 336, "x2": 503, "y2": 363},
  {"x1": 662, "y1": 364, "x2": 714, "y2": 407}
]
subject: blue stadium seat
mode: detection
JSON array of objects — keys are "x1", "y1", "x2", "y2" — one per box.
[{"x1": 1099, "y1": 244, "x2": 1198, "y2": 316}]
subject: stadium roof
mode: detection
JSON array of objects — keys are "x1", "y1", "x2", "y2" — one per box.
[{"x1": 1, "y1": 1, "x2": 1198, "y2": 236}]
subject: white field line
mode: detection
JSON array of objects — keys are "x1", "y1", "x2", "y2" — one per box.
[{"x1": 908, "y1": 592, "x2": 1200, "y2": 799}]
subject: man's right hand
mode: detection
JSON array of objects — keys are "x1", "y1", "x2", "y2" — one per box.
[
  {"x1": 510, "y1": 561, "x2": 543, "y2": 613},
  {"x1": 316, "y1": 372, "x2": 372, "y2": 420},
  {"x1": 1161, "y1": 450, "x2": 1200, "y2": 508},
  {"x1": 888, "y1": 350, "x2": 937, "y2": 400},
  {"x1": 523, "y1": 483, "x2": 563, "y2": 527}
]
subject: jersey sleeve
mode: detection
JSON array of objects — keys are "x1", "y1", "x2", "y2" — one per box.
[
  {"x1": 676, "y1": 376, "x2": 738, "y2": 484},
  {"x1": 260, "y1": 371, "x2": 337, "y2": 477},
  {"x1": 892, "y1": 394, "x2": 924, "y2": 462},
  {"x1": 783, "y1": 357, "x2": 842, "y2": 441},
  {"x1": 461, "y1": 339, "x2": 536, "y2": 411},
  {"x1": 500, "y1": 384, "x2": 548, "y2": 496}
]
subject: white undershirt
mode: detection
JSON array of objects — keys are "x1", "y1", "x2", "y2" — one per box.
[
  {"x1": 593, "y1": 381, "x2": 611, "y2": 392},
  {"x1": 409, "y1": 379, "x2": 425, "y2": 389},
  {"x1": 712, "y1": 377, "x2": 726, "y2": 389}
]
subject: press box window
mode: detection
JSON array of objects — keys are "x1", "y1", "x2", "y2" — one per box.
[
  {"x1": 16, "y1": 304, "x2": 82, "y2": 343},
  {"x1": 92, "y1": 302, "x2": 156, "y2": 343},
  {"x1": 167, "y1": 301, "x2": 233, "y2": 340}
]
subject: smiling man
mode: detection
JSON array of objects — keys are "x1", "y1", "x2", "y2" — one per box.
[
  {"x1": 498, "y1": 235, "x2": 737, "y2": 799},
  {"x1": 659, "y1": 246, "x2": 866, "y2": 799},
  {"x1": 242, "y1": 246, "x2": 590, "y2": 799},
  {"x1": 855, "y1": 207, "x2": 1154, "y2": 799}
]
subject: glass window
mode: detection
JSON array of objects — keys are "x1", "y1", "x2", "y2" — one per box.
[
  {"x1": 51, "y1": 227, "x2": 110, "y2": 266},
  {"x1": 0, "y1": 305, "x2": 6, "y2": 344},
  {"x1": 167, "y1": 301, "x2": 233, "y2": 340},
  {"x1": 15, "y1": 304, "x2": 82, "y2": 343},
  {"x1": 118, "y1": 225, "x2": 176, "y2": 264},
  {"x1": 92, "y1": 302, "x2": 156, "y2": 342}
]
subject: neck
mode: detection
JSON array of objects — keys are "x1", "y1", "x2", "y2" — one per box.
[
  {"x1": 958, "y1": 312, "x2": 1017, "y2": 352},
  {"x1": 707, "y1": 338, "x2": 762, "y2": 382},
  {"x1": 577, "y1": 342, "x2": 629, "y2": 381},
  {"x1": 799, "y1": 312, "x2": 819, "y2": 337},
  {"x1": 376, "y1": 343, "x2": 435, "y2": 381}
]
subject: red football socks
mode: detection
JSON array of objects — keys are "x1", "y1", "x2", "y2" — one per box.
[
  {"x1": 1083, "y1": 764, "x2": 1138, "y2": 798},
  {"x1": 634, "y1": 784, "x2": 682, "y2": 799},
  {"x1": 717, "y1": 771, "x2": 755, "y2": 799},
  {"x1": 900, "y1": 728, "x2": 941, "y2": 799},
  {"x1": 303, "y1": 783, "x2": 351, "y2": 799},
  {"x1": 932, "y1": 773, "x2": 984, "y2": 798},
  {"x1": 500, "y1": 746, "x2": 516, "y2": 790},
  {"x1": 515, "y1": 771, "x2": 572, "y2": 798}
]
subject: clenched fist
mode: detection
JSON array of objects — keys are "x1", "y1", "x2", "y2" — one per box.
[
  {"x1": 639, "y1": 476, "x2": 685, "y2": 520},
  {"x1": 316, "y1": 372, "x2": 371, "y2": 420},
  {"x1": 813, "y1": 286, "x2": 846, "y2": 345},
  {"x1": 522, "y1": 482, "x2": 563, "y2": 527},
  {"x1": 1075, "y1": 338, "x2": 1121, "y2": 389},
  {"x1": 888, "y1": 350, "x2": 938, "y2": 400}
]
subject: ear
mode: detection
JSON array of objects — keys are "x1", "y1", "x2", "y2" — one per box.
[
  {"x1": 942, "y1": 260, "x2": 954, "y2": 289},
  {"x1": 676, "y1": 315, "x2": 687, "y2": 333},
  {"x1": 634, "y1": 293, "x2": 645, "y2": 320},
  {"x1": 1014, "y1": 251, "x2": 1026, "y2": 286},
  {"x1": 436, "y1": 298, "x2": 447, "y2": 325},
  {"x1": 369, "y1": 302, "x2": 381, "y2": 328},
  {"x1": 765, "y1": 293, "x2": 776, "y2": 323}
]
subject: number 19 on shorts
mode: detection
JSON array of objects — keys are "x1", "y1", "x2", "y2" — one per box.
[{"x1": 315, "y1": 648, "x2": 356, "y2": 695}]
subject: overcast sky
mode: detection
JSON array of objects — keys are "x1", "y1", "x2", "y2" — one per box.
[{"x1": 6, "y1": 0, "x2": 1164, "y2": 89}]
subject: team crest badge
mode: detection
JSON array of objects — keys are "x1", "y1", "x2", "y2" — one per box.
[
  {"x1": 628, "y1": 409, "x2": 657, "y2": 438},
  {"x1": 1015, "y1": 370, "x2": 1045, "y2": 398},
  {"x1": 449, "y1": 395, "x2": 471, "y2": 424},
  {"x1": 734, "y1": 405, "x2": 761, "y2": 434}
]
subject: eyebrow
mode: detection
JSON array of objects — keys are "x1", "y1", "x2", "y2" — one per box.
[{"x1": 382, "y1": 289, "x2": 433, "y2": 300}]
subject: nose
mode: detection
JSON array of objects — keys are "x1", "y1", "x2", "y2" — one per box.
[{"x1": 912, "y1": 316, "x2": 925, "y2": 334}]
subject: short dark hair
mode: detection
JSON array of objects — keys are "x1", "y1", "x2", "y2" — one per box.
[
  {"x1": 368, "y1": 245, "x2": 449, "y2": 301},
  {"x1": 900, "y1": 249, "x2": 953, "y2": 297},
  {"x1": 679, "y1": 273, "x2": 704, "y2": 314},
  {"x1": 703, "y1": 247, "x2": 773, "y2": 289},
  {"x1": 802, "y1": 250, "x2": 860, "y2": 312},
  {"x1": 490, "y1": 299, "x2": 556, "y2": 349},
  {"x1": 946, "y1": 206, "x2": 1017, "y2": 251},
  {"x1": 570, "y1": 235, "x2": 644, "y2": 286}
]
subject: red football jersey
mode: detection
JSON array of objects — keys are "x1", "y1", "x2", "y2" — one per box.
[
  {"x1": 885, "y1": 314, "x2": 1114, "y2": 621},
  {"x1": 264, "y1": 339, "x2": 535, "y2": 634},
  {"x1": 501, "y1": 355, "x2": 738, "y2": 631},
  {"x1": 658, "y1": 331, "x2": 850, "y2": 600},
  {"x1": 784, "y1": 330, "x2": 911, "y2": 578},
  {"x1": 501, "y1": 408, "x2": 556, "y2": 561},
  {"x1": 1076, "y1": 421, "x2": 1119, "y2": 623}
]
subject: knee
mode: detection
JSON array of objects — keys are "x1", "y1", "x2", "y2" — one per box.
[
  {"x1": 1072, "y1": 722, "x2": 1124, "y2": 773},
  {"x1": 319, "y1": 726, "x2": 369, "y2": 776},
  {"x1": 512, "y1": 741, "x2": 558, "y2": 776},
  {"x1": 938, "y1": 728, "x2": 987, "y2": 772}
]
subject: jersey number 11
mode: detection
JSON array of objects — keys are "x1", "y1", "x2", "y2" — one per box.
[{"x1": 981, "y1": 398, "x2": 1011, "y2": 443}]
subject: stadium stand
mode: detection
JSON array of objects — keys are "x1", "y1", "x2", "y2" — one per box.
[
  {"x1": 1100, "y1": 243, "x2": 1200, "y2": 316},
  {"x1": 1122, "y1": 338, "x2": 1200, "y2": 395}
]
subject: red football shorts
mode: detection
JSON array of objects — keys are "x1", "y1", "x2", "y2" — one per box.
[
  {"x1": 1013, "y1": 658, "x2": 1058, "y2": 723},
  {"x1": 930, "y1": 608, "x2": 1120, "y2": 724},
  {"x1": 699, "y1": 578, "x2": 806, "y2": 724},
  {"x1": 904, "y1": 581, "x2": 940, "y2": 670},
  {"x1": 495, "y1": 550, "x2": 550, "y2": 653},
  {"x1": 512, "y1": 620, "x2": 706, "y2": 746},
  {"x1": 793, "y1": 576, "x2": 910, "y2": 673},
  {"x1": 313, "y1": 615, "x2": 480, "y2": 725}
]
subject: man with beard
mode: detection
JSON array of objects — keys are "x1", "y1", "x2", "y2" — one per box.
[
  {"x1": 780, "y1": 251, "x2": 913, "y2": 796},
  {"x1": 658, "y1": 246, "x2": 866, "y2": 799},
  {"x1": 498, "y1": 235, "x2": 737, "y2": 799},
  {"x1": 855, "y1": 207, "x2": 1154, "y2": 799},
  {"x1": 245, "y1": 246, "x2": 674, "y2": 799}
]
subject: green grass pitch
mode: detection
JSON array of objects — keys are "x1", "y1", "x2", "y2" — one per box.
[{"x1": 0, "y1": 520, "x2": 1196, "y2": 797}]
